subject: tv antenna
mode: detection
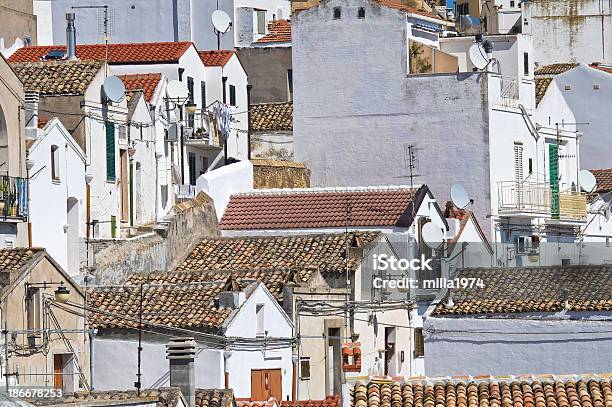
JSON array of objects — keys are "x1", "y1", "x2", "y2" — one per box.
[
  {"x1": 212, "y1": 9, "x2": 232, "y2": 50},
  {"x1": 72, "y1": 5, "x2": 113, "y2": 74}
]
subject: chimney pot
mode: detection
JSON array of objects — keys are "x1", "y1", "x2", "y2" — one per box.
[
  {"x1": 167, "y1": 337, "x2": 196, "y2": 407},
  {"x1": 66, "y1": 13, "x2": 77, "y2": 60}
]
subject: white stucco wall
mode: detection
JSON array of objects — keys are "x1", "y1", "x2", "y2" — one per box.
[
  {"x1": 424, "y1": 314, "x2": 612, "y2": 377},
  {"x1": 197, "y1": 160, "x2": 254, "y2": 218},
  {"x1": 29, "y1": 118, "x2": 87, "y2": 275}
]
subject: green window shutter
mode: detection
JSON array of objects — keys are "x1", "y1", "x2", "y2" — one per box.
[
  {"x1": 549, "y1": 144, "x2": 559, "y2": 219},
  {"x1": 106, "y1": 121, "x2": 116, "y2": 181}
]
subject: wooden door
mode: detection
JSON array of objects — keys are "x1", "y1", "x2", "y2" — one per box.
[
  {"x1": 119, "y1": 149, "x2": 129, "y2": 221},
  {"x1": 251, "y1": 369, "x2": 282, "y2": 400},
  {"x1": 53, "y1": 354, "x2": 63, "y2": 390}
]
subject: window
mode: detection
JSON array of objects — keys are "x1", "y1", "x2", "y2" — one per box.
[
  {"x1": 358, "y1": 7, "x2": 365, "y2": 18},
  {"x1": 188, "y1": 152, "x2": 197, "y2": 186},
  {"x1": 257, "y1": 10, "x2": 266, "y2": 34},
  {"x1": 51, "y1": 145, "x2": 60, "y2": 181},
  {"x1": 510, "y1": 0, "x2": 515, "y2": 7},
  {"x1": 333, "y1": 7, "x2": 341, "y2": 19},
  {"x1": 287, "y1": 69, "x2": 293, "y2": 101},
  {"x1": 514, "y1": 143, "x2": 524, "y2": 185},
  {"x1": 457, "y1": 3, "x2": 469, "y2": 16},
  {"x1": 118, "y1": 125, "x2": 127, "y2": 143},
  {"x1": 300, "y1": 357, "x2": 311, "y2": 379},
  {"x1": 528, "y1": 158, "x2": 533, "y2": 174},
  {"x1": 413, "y1": 328, "x2": 424, "y2": 358},
  {"x1": 201, "y1": 81, "x2": 207, "y2": 107},
  {"x1": 26, "y1": 288, "x2": 41, "y2": 330},
  {"x1": 523, "y1": 52, "x2": 529, "y2": 76},
  {"x1": 229, "y1": 85, "x2": 237, "y2": 106},
  {"x1": 105, "y1": 121, "x2": 116, "y2": 181},
  {"x1": 187, "y1": 77, "x2": 194, "y2": 103},
  {"x1": 256, "y1": 304, "x2": 265, "y2": 336}
]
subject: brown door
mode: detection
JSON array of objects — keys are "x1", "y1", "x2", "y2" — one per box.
[
  {"x1": 119, "y1": 149, "x2": 129, "y2": 221},
  {"x1": 53, "y1": 354, "x2": 63, "y2": 390},
  {"x1": 251, "y1": 369, "x2": 282, "y2": 400}
]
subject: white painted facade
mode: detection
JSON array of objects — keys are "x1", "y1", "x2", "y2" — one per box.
[
  {"x1": 28, "y1": 118, "x2": 87, "y2": 276},
  {"x1": 33, "y1": 0, "x2": 289, "y2": 50},
  {"x1": 480, "y1": 0, "x2": 521, "y2": 34},
  {"x1": 93, "y1": 283, "x2": 293, "y2": 399},
  {"x1": 424, "y1": 312, "x2": 612, "y2": 377},
  {"x1": 196, "y1": 160, "x2": 254, "y2": 219}
]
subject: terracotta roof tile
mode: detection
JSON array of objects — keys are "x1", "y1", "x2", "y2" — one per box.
[
  {"x1": 592, "y1": 168, "x2": 612, "y2": 193},
  {"x1": 176, "y1": 232, "x2": 383, "y2": 274},
  {"x1": 0, "y1": 248, "x2": 40, "y2": 272},
  {"x1": 350, "y1": 378, "x2": 612, "y2": 407},
  {"x1": 8, "y1": 42, "x2": 192, "y2": 64},
  {"x1": 256, "y1": 19, "x2": 292, "y2": 44},
  {"x1": 196, "y1": 389, "x2": 237, "y2": 407},
  {"x1": 220, "y1": 187, "x2": 418, "y2": 230},
  {"x1": 433, "y1": 265, "x2": 612, "y2": 316},
  {"x1": 590, "y1": 63, "x2": 612, "y2": 74},
  {"x1": 87, "y1": 281, "x2": 233, "y2": 330},
  {"x1": 281, "y1": 396, "x2": 340, "y2": 407},
  {"x1": 534, "y1": 63, "x2": 579, "y2": 76},
  {"x1": 250, "y1": 102, "x2": 293, "y2": 131},
  {"x1": 10, "y1": 60, "x2": 103, "y2": 95},
  {"x1": 535, "y1": 77, "x2": 552, "y2": 107},
  {"x1": 377, "y1": 0, "x2": 449, "y2": 22},
  {"x1": 118, "y1": 73, "x2": 162, "y2": 103},
  {"x1": 199, "y1": 50, "x2": 235, "y2": 67},
  {"x1": 27, "y1": 387, "x2": 183, "y2": 406}
]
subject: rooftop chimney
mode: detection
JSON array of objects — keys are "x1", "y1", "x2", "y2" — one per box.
[
  {"x1": 66, "y1": 13, "x2": 77, "y2": 60},
  {"x1": 218, "y1": 274, "x2": 246, "y2": 310},
  {"x1": 166, "y1": 337, "x2": 197, "y2": 407}
]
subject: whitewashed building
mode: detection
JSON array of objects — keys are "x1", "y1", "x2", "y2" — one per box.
[
  {"x1": 28, "y1": 117, "x2": 87, "y2": 276},
  {"x1": 89, "y1": 277, "x2": 294, "y2": 400},
  {"x1": 424, "y1": 265, "x2": 612, "y2": 377}
]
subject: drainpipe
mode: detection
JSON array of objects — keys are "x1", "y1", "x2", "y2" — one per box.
[
  {"x1": 247, "y1": 84, "x2": 252, "y2": 160},
  {"x1": 89, "y1": 328, "x2": 97, "y2": 390},
  {"x1": 222, "y1": 77, "x2": 228, "y2": 165}
]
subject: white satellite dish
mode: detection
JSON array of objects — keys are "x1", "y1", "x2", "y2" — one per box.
[
  {"x1": 469, "y1": 43, "x2": 489, "y2": 70},
  {"x1": 212, "y1": 10, "x2": 232, "y2": 33},
  {"x1": 102, "y1": 75, "x2": 126, "y2": 103},
  {"x1": 451, "y1": 184, "x2": 471, "y2": 209},
  {"x1": 578, "y1": 170, "x2": 597, "y2": 193},
  {"x1": 166, "y1": 80, "x2": 189, "y2": 102},
  {"x1": 422, "y1": 223, "x2": 444, "y2": 249}
]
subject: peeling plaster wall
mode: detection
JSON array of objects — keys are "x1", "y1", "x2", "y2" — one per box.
[{"x1": 523, "y1": 0, "x2": 612, "y2": 65}]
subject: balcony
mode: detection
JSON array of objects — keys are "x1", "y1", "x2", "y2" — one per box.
[
  {"x1": 0, "y1": 175, "x2": 28, "y2": 220},
  {"x1": 498, "y1": 181, "x2": 587, "y2": 222},
  {"x1": 185, "y1": 129, "x2": 222, "y2": 150}
]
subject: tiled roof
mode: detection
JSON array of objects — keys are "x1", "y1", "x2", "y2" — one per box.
[
  {"x1": 119, "y1": 73, "x2": 162, "y2": 103},
  {"x1": 534, "y1": 63, "x2": 579, "y2": 76},
  {"x1": 0, "y1": 248, "x2": 39, "y2": 272},
  {"x1": 220, "y1": 187, "x2": 419, "y2": 230},
  {"x1": 87, "y1": 282, "x2": 233, "y2": 330},
  {"x1": 377, "y1": 0, "x2": 449, "y2": 22},
  {"x1": 256, "y1": 19, "x2": 292, "y2": 44},
  {"x1": 593, "y1": 168, "x2": 612, "y2": 193},
  {"x1": 250, "y1": 102, "x2": 293, "y2": 131},
  {"x1": 26, "y1": 387, "x2": 183, "y2": 406},
  {"x1": 590, "y1": 63, "x2": 612, "y2": 74},
  {"x1": 199, "y1": 50, "x2": 235, "y2": 67},
  {"x1": 125, "y1": 268, "x2": 315, "y2": 301},
  {"x1": 535, "y1": 77, "x2": 552, "y2": 106},
  {"x1": 176, "y1": 232, "x2": 383, "y2": 274},
  {"x1": 10, "y1": 60, "x2": 103, "y2": 95},
  {"x1": 197, "y1": 389, "x2": 237, "y2": 407},
  {"x1": 433, "y1": 265, "x2": 612, "y2": 316},
  {"x1": 238, "y1": 398, "x2": 278, "y2": 407},
  {"x1": 8, "y1": 42, "x2": 192, "y2": 64},
  {"x1": 281, "y1": 397, "x2": 341, "y2": 407},
  {"x1": 350, "y1": 377, "x2": 612, "y2": 407}
]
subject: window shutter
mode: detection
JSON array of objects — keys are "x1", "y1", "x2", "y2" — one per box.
[
  {"x1": 549, "y1": 144, "x2": 559, "y2": 219},
  {"x1": 106, "y1": 121, "x2": 116, "y2": 181},
  {"x1": 413, "y1": 328, "x2": 424, "y2": 358}
]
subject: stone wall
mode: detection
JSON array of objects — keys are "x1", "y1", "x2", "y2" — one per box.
[
  {"x1": 84, "y1": 193, "x2": 220, "y2": 285},
  {"x1": 252, "y1": 159, "x2": 311, "y2": 189}
]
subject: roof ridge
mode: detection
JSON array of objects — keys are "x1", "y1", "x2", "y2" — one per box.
[
  {"x1": 357, "y1": 372, "x2": 612, "y2": 384},
  {"x1": 199, "y1": 231, "x2": 380, "y2": 241},
  {"x1": 234, "y1": 185, "x2": 419, "y2": 196}
]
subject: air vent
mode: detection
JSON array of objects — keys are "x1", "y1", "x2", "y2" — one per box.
[
  {"x1": 593, "y1": 84, "x2": 601, "y2": 90},
  {"x1": 564, "y1": 84, "x2": 572, "y2": 91}
]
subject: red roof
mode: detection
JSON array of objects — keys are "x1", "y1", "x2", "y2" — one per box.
[
  {"x1": 590, "y1": 63, "x2": 612, "y2": 74},
  {"x1": 220, "y1": 186, "x2": 432, "y2": 230},
  {"x1": 198, "y1": 50, "x2": 235, "y2": 67},
  {"x1": 592, "y1": 168, "x2": 612, "y2": 193},
  {"x1": 8, "y1": 42, "x2": 192, "y2": 64},
  {"x1": 256, "y1": 19, "x2": 291, "y2": 44},
  {"x1": 118, "y1": 73, "x2": 162, "y2": 103},
  {"x1": 377, "y1": 0, "x2": 449, "y2": 22}
]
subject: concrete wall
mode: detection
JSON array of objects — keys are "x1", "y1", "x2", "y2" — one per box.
[
  {"x1": 293, "y1": 0, "x2": 492, "y2": 232},
  {"x1": 86, "y1": 192, "x2": 220, "y2": 285},
  {"x1": 523, "y1": 0, "x2": 612, "y2": 66},
  {"x1": 0, "y1": 0, "x2": 37, "y2": 50},
  {"x1": 237, "y1": 47, "x2": 292, "y2": 103},
  {"x1": 29, "y1": 118, "x2": 87, "y2": 276},
  {"x1": 424, "y1": 313, "x2": 612, "y2": 377}
]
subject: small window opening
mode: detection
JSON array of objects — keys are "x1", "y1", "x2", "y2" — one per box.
[
  {"x1": 333, "y1": 7, "x2": 341, "y2": 19},
  {"x1": 358, "y1": 7, "x2": 365, "y2": 18}
]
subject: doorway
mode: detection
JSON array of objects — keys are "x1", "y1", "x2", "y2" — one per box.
[
  {"x1": 326, "y1": 327, "x2": 342, "y2": 396},
  {"x1": 251, "y1": 369, "x2": 281, "y2": 400},
  {"x1": 66, "y1": 198, "x2": 79, "y2": 275},
  {"x1": 134, "y1": 162, "x2": 142, "y2": 226},
  {"x1": 119, "y1": 150, "x2": 129, "y2": 221},
  {"x1": 53, "y1": 353, "x2": 74, "y2": 392},
  {"x1": 384, "y1": 327, "x2": 396, "y2": 376}
]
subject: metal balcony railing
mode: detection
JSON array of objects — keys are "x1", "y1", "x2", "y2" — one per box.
[
  {"x1": 186, "y1": 130, "x2": 222, "y2": 149},
  {"x1": 0, "y1": 175, "x2": 28, "y2": 219},
  {"x1": 498, "y1": 181, "x2": 551, "y2": 215}
]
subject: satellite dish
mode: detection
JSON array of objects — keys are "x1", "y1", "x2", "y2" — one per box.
[
  {"x1": 578, "y1": 170, "x2": 597, "y2": 193},
  {"x1": 102, "y1": 76, "x2": 126, "y2": 103},
  {"x1": 422, "y1": 223, "x2": 444, "y2": 249},
  {"x1": 166, "y1": 80, "x2": 189, "y2": 102},
  {"x1": 212, "y1": 10, "x2": 232, "y2": 33},
  {"x1": 469, "y1": 43, "x2": 489, "y2": 70},
  {"x1": 451, "y1": 184, "x2": 471, "y2": 209}
]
